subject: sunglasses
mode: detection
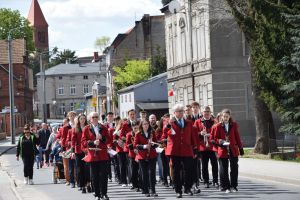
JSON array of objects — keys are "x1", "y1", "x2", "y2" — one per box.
[
  {"x1": 24, "y1": 131, "x2": 30, "y2": 133},
  {"x1": 92, "y1": 116, "x2": 99, "y2": 119}
]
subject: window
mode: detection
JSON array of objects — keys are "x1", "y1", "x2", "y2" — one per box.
[
  {"x1": 59, "y1": 76, "x2": 62, "y2": 80},
  {"x1": 83, "y1": 84, "x2": 89, "y2": 94},
  {"x1": 129, "y1": 94, "x2": 131, "y2": 102},
  {"x1": 59, "y1": 103, "x2": 65, "y2": 115},
  {"x1": 70, "y1": 84, "x2": 76, "y2": 95},
  {"x1": 125, "y1": 94, "x2": 127, "y2": 103},
  {"x1": 70, "y1": 102, "x2": 74, "y2": 111},
  {"x1": 83, "y1": 75, "x2": 88, "y2": 79},
  {"x1": 58, "y1": 85, "x2": 64, "y2": 95},
  {"x1": 38, "y1": 31, "x2": 45, "y2": 43}
]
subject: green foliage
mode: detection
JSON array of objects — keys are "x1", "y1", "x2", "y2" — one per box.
[
  {"x1": 226, "y1": 0, "x2": 300, "y2": 135},
  {"x1": 151, "y1": 46, "x2": 167, "y2": 76},
  {"x1": 114, "y1": 59, "x2": 151, "y2": 90},
  {"x1": 95, "y1": 36, "x2": 110, "y2": 53},
  {"x1": 49, "y1": 48, "x2": 78, "y2": 67},
  {"x1": 0, "y1": 8, "x2": 34, "y2": 52}
]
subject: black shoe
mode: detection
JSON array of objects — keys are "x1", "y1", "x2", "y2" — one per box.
[
  {"x1": 71, "y1": 183, "x2": 75, "y2": 188},
  {"x1": 232, "y1": 187, "x2": 238, "y2": 192},
  {"x1": 213, "y1": 182, "x2": 219, "y2": 188},
  {"x1": 205, "y1": 183, "x2": 210, "y2": 188},
  {"x1": 82, "y1": 187, "x2": 86, "y2": 193},
  {"x1": 108, "y1": 178, "x2": 112, "y2": 182},
  {"x1": 176, "y1": 193, "x2": 182, "y2": 198},
  {"x1": 130, "y1": 186, "x2": 136, "y2": 190},
  {"x1": 151, "y1": 193, "x2": 158, "y2": 197},
  {"x1": 136, "y1": 188, "x2": 140, "y2": 192},
  {"x1": 87, "y1": 185, "x2": 92, "y2": 193},
  {"x1": 184, "y1": 189, "x2": 193, "y2": 196},
  {"x1": 194, "y1": 186, "x2": 201, "y2": 194},
  {"x1": 145, "y1": 193, "x2": 150, "y2": 197},
  {"x1": 102, "y1": 194, "x2": 109, "y2": 200},
  {"x1": 219, "y1": 188, "x2": 226, "y2": 192},
  {"x1": 78, "y1": 187, "x2": 83, "y2": 191},
  {"x1": 163, "y1": 182, "x2": 169, "y2": 187}
]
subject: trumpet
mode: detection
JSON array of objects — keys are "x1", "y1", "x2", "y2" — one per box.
[
  {"x1": 89, "y1": 147, "x2": 102, "y2": 157},
  {"x1": 201, "y1": 127, "x2": 210, "y2": 148},
  {"x1": 147, "y1": 134, "x2": 153, "y2": 157}
]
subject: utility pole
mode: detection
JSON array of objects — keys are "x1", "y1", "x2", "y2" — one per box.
[
  {"x1": 40, "y1": 54, "x2": 47, "y2": 123},
  {"x1": 188, "y1": 0, "x2": 195, "y2": 100},
  {"x1": 8, "y1": 33, "x2": 16, "y2": 144}
]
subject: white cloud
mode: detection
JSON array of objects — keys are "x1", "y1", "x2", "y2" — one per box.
[
  {"x1": 41, "y1": 0, "x2": 162, "y2": 22},
  {"x1": 48, "y1": 28, "x2": 65, "y2": 47},
  {"x1": 75, "y1": 47, "x2": 99, "y2": 57}
]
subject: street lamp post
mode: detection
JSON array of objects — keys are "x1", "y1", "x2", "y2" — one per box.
[
  {"x1": 40, "y1": 54, "x2": 47, "y2": 123},
  {"x1": 7, "y1": 30, "x2": 16, "y2": 145}
]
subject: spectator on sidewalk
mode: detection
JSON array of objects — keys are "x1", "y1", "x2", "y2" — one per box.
[
  {"x1": 16, "y1": 124, "x2": 39, "y2": 185},
  {"x1": 37, "y1": 123, "x2": 51, "y2": 167}
]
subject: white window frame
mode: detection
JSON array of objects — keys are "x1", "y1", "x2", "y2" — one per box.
[
  {"x1": 58, "y1": 85, "x2": 64, "y2": 95},
  {"x1": 70, "y1": 102, "x2": 74, "y2": 111},
  {"x1": 83, "y1": 84, "x2": 89, "y2": 94},
  {"x1": 59, "y1": 103, "x2": 65, "y2": 115},
  {"x1": 70, "y1": 84, "x2": 76, "y2": 95}
]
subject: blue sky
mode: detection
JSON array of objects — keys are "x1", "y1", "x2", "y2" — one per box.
[{"x1": 1, "y1": 0, "x2": 163, "y2": 56}]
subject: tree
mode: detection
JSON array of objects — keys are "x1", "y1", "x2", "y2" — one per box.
[
  {"x1": 49, "y1": 49, "x2": 78, "y2": 67},
  {"x1": 0, "y1": 8, "x2": 34, "y2": 52},
  {"x1": 95, "y1": 36, "x2": 110, "y2": 53},
  {"x1": 114, "y1": 59, "x2": 151, "y2": 90},
  {"x1": 225, "y1": 0, "x2": 299, "y2": 153},
  {"x1": 151, "y1": 46, "x2": 167, "y2": 76}
]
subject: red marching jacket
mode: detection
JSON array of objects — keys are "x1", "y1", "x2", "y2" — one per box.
[
  {"x1": 57, "y1": 124, "x2": 72, "y2": 148},
  {"x1": 81, "y1": 123, "x2": 111, "y2": 162},
  {"x1": 71, "y1": 127, "x2": 83, "y2": 154},
  {"x1": 214, "y1": 122, "x2": 243, "y2": 158},
  {"x1": 194, "y1": 118, "x2": 215, "y2": 152},
  {"x1": 210, "y1": 124, "x2": 218, "y2": 152},
  {"x1": 120, "y1": 121, "x2": 133, "y2": 153},
  {"x1": 126, "y1": 131, "x2": 136, "y2": 159},
  {"x1": 134, "y1": 131, "x2": 158, "y2": 160},
  {"x1": 165, "y1": 118, "x2": 198, "y2": 157}
]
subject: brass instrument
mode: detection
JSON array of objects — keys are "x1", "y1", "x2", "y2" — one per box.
[
  {"x1": 89, "y1": 147, "x2": 102, "y2": 157},
  {"x1": 147, "y1": 133, "x2": 153, "y2": 157},
  {"x1": 201, "y1": 127, "x2": 210, "y2": 148}
]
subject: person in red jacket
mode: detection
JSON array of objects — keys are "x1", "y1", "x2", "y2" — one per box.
[
  {"x1": 81, "y1": 112, "x2": 111, "y2": 200},
  {"x1": 194, "y1": 106, "x2": 219, "y2": 188},
  {"x1": 165, "y1": 104, "x2": 198, "y2": 198},
  {"x1": 214, "y1": 109, "x2": 244, "y2": 193},
  {"x1": 71, "y1": 113, "x2": 88, "y2": 193},
  {"x1": 134, "y1": 119, "x2": 158, "y2": 197},
  {"x1": 125, "y1": 121, "x2": 140, "y2": 191}
]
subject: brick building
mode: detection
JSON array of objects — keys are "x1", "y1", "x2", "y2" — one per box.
[{"x1": 0, "y1": 39, "x2": 34, "y2": 130}]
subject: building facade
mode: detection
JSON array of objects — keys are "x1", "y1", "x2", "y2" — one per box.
[
  {"x1": 118, "y1": 73, "x2": 168, "y2": 119},
  {"x1": 0, "y1": 39, "x2": 34, "y2": 125},
  {"x1": 162, "y1": 0, "x2": 256, "y2": 145},
  {"x1": 36, "y1": 62, "x2": 106, "y2": 119}
]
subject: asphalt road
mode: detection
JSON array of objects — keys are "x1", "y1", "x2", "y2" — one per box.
[{"x1": 1, "y1": 147, "x2": 300, "y2": 200}]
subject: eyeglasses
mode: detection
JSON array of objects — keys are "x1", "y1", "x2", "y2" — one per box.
[
  {"x1": 24, "y1": 131, "x2": 30, "y2": 133},
  {"x1": 175, "y1": 110, "x2": 184, "y2": 113},
  {"x1": 92, "y1": 116, "x2": 99, "y2": 119}
]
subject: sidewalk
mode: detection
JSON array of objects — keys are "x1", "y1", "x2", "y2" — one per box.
[
  {"x1": 0, "y1": 136, "x2": 17, "y2": 156},
  {"x1": 239, "y1": 158, "x2": 300, "y2": 185}
]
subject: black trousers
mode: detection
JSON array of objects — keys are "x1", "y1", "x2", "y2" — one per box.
[
  {"x1": 107, "y1": 156, "x2": 112, "y2": 179},
  {"x1": 129, "y1": 157, "x2": 139, "y2": 188},
  {"x1": 201, "y1": 151, "x2": 218, "y2": 184},
  {"x1": 161, "y1": 151, "x2": 170, "y2": 184},
  {"x1": 75, "y1": 153, "x2": 86, "y2": 187},
  {"x1": 219, "y1": 157, "x2": 238, "y2": 189},
  {"x1": 118, "y1": 152, "x2": 128, "y2": 184},
  {"x1": 111, "y1": 155, "x2": 120, "y2": 181},
  {"x1": 171, "y1": 156, "x2": 193, "y2": 194},
  {"x1": 90, "y1": 161, "x2": 108, "y2": 197},
  {"x1": 192, "y1": 156, "x2": 200, "y2": 186},
  {"x1": 22, "y1": 155, "x2": 34, "y2": 179},
  {"x1": 139, "y1": 158, "x2": 156, "y2": 194}
]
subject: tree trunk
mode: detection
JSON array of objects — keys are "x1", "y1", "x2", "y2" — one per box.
[{"x1": 250, "y1": 59, "x2": 278, "y2": 154}]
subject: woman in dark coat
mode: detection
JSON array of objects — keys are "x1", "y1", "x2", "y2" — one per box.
[{"x1": 16, "y1": 124, "x2": 39, "y2": 185}]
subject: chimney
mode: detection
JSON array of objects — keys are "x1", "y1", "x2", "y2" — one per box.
[{"x1": 94, "y1": 52, "x2": 99, "y2": 62}]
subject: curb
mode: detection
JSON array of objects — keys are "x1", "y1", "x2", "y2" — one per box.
[
  {"x1": 8, "y1": 172, "x2": 23, "y2": 200},
  {"x1": 0, "y1": 146, "x2": 16, "y2": 156},
  {"x1": 240, "y1": 172, "x2": 300, "y2": 186}
]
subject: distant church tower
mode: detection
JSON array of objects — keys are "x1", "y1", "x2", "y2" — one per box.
[{"x1": 27, "y1": 0, "x2": 49, "y2": 51}]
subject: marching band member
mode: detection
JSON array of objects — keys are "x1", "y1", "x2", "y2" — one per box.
[
  {"x1": 120, "y1": 109, "x2": 137, "y2": 186},
  {"x1": 71, "y1": 113, "x2": 88, "y2": 193},
  {"x1": 104, "y1": 112, "x2": 115, "y2": 182},
  {"x1": 109, "y1": 116, "x2": 121, "y2": 183},
  {"x1": 81, "y1": 112, "x2": 111, "y2": 200},
  {"x1": 56, "y1": 116, "x2": 72, "y2": 186},
  {"x1": 134, "y1": 119, "x2": 158, "y2": 197},
  {"x1": 194, "y1": 106, "x2": 219, "y2": 188},
  {"x1": 125, "y1": 121, "x2": 140, "y2": 191},
  {"x1": 66, "y1": 112, "x2": 77, "y2": 188},
  {"x1": 165, "y1": 104, "x2": 198, "y2": 198},
  {"x1": 191, "y1": 101, "x2": 202, "y2": 122},
  {"x1": 184, "y1": 105, "x2": 193, "y2": 120},
  {"x1": 214, "y1": 109, "x2": 244, "y2": 193}
]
